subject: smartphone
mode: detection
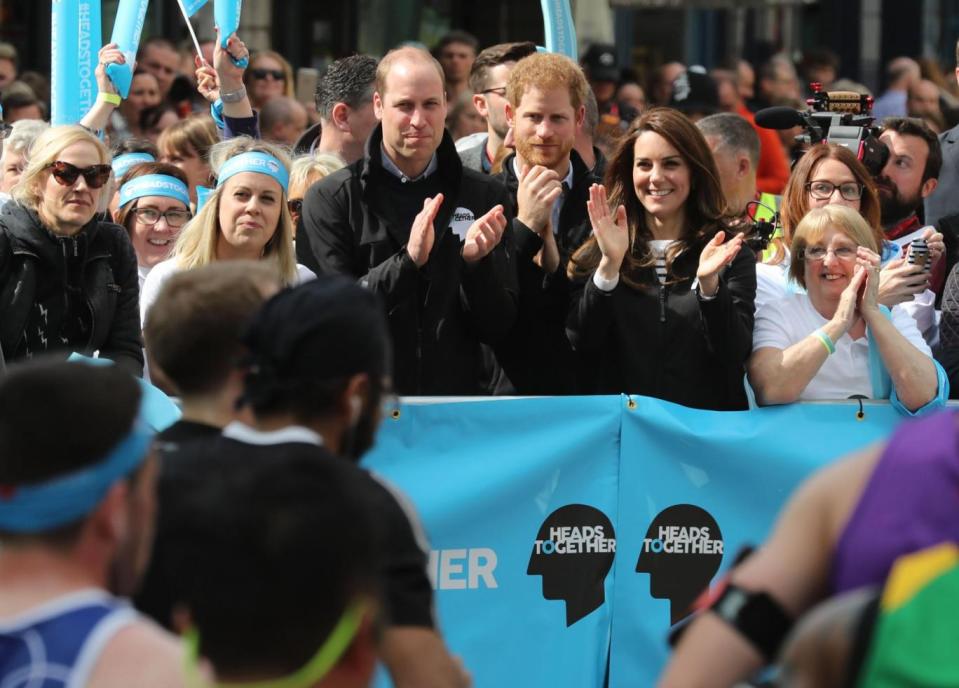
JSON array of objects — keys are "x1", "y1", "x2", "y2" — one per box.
[{"x1": 907, "y1": 238, "x2": 931, "y2": 272}]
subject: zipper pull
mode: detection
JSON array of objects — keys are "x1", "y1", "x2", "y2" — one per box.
[{"x1": 659, "y1": 285, "x2": 666, "y2": 323}]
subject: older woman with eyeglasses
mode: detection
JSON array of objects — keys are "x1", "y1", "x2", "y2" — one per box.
[
  {"x1": 749, "y1": 204, "x2": 945, "y2": 414},
  {"x1": 757, "y1": 143, "x2": 945, "y2": 313},
  {"x1": 0, "y1": 125, "x2": 143, "y2": 373}
]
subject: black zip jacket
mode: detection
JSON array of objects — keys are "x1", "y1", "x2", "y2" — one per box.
[
  {"x1": 297, "y1": 125, "x2": 517, "y2": 395},
  {"x1": 0, "y1": 202, "x2": 143, "y2": 375},
  {"x1": 567, "y1": 240, "x2": 756, "y2": 410},
  {"x1": 492, "y1": 150, "x2": 599, "y2": 394}
]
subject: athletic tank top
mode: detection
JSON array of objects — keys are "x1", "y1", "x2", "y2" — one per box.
[
  {"x1": 0, "y1": 589, "x2": 137, "y2": 688},
  {"x1": 831, "y1": 409, "x2": 959, "y2": 594}
]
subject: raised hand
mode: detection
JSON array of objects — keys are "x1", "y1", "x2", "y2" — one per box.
[
  {"x1": 408, "y1": 194, "x2": 443, "y2": 267},
  {"x1": 856, "y1": 246, "x2": 882, "y2": 317},
  {"x1": 922, "y1": 227, "x2": 945, "y2": 263},
  {"x1": 462, "y1": 204, "x2": 507, "y2": 264},
  {"x1": 517, "y1": 164, "x2": 562, "y2": 235},
  {"x1": 587, "y1": 183, "x2": 628, "y2": 280},
  {"x1": 94, "y1": 43, "x2": 125, "y2": 98},
  {"x1": 213, "y1": 29, "x2": 248, "y2": 90},
  {"x1": 195, "y1": 56, "x2": 219, "y2": 103},
  {"x1": 696, "y1": 231, "x2": 743, "y2": 297},
  {"x1": 830, "y1": 265, "x2": 867, "y2": 335}
]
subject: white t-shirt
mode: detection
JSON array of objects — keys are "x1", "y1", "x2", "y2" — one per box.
[
  {"x1": 140, "y1": 258, "x2": 315, "y2": 324},
  {"x1": 752, "y1": 293, "x2": 933, "y2": 401},
  {"x1": 755, "y1": 244, "x2": 939, "y2": 346}
]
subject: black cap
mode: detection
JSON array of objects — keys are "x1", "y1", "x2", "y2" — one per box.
[
  {"x1": 242, "y1": 276, "x2": 391, "y2": 402},
  {"x1": 668, "y1": 70, "x2": 719, "y2": 116},
  {"x1": 581, "y1": 44, "x2": 619, "y2": 83}
]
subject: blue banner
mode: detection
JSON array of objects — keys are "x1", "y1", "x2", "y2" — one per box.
[
  {"x1": 540, "y1": 0, "x2": 578, "y2": 61},
  {"x1": 106, "y1": 0, "x2": 150, "y2": 98},
  {"x1": 363, "y1": 396, "x2": 909, "y2": 687},
  {"x1": 51, "y1": 0, "x2": 101, "y2": 125}
]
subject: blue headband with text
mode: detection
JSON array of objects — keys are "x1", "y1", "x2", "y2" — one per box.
[
  {"x1": 0, "y1": 414, "x2": 154, "y2": 533},
  {"x1": 119, "y1": 174, "x2": 191, "y2": 208},
  {"x1": 112, "y1": 152, "x2": 156, "y2": 178},
  {"x1": 216, "y1": 151, "x2": 289, "y2": 193}
]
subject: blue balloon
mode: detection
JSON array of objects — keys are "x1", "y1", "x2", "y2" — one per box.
[
  {"x1": 105, "y1": 0, "x2": 150, "y2": 98},
  {"x1": 540, "y1": 0, "x2": 578, "y2": 60},
  {"x1": 51, "y1": 0, "x2": 101, "y2": 124},
  {"x1": 214, "y1": 0, "x2": 248, "y2": 68}
]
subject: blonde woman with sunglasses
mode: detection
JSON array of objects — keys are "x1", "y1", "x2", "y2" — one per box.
[{"x1": 0, "y1": 125, "x2": 144, "y2": 374}]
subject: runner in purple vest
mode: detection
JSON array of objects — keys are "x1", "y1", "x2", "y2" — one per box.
[{"x1": 660, "y1": 408, "x2": 959, "y2": 687}]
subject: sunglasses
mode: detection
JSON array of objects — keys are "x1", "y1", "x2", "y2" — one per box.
[
  {"x1": 251, "y1": 68, "x2": 285, "y2": 81},
  {"x1": 47, "y1": 161, "x2": 113, "y2": 189},
  {"x1": 287, "y1": 198, "x2": 303, "y2": 215}
]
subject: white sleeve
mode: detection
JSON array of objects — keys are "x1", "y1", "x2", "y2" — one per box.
[
  {"x1": 295, "y1": 263, "x2": 317, "y2": 284},
  {"x1": 889, "y1": 304, "x2": 934, "y2": 357},
  {"x1": 752, "y1": 298, "x2": 799, "y2": 352},
  {"x1": 754, "y1": 263, "x2": 788, "y2": 313},
  {"x1": 898, "y1": 289, "x2": 937, "y2": 347},
  {"x1": 139, "y1": 261, "x2": 175, "y2": 326}
]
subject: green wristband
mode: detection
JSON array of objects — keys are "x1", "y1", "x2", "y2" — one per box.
[{"x1": 813, "y1": 328, "x2": 836, "y2": 355}]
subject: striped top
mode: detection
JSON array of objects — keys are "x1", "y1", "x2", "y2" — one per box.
[{"x1": 649, "y1": 240, "x2": 674, "y2": 283}]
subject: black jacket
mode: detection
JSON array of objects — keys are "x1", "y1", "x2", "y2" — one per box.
[
  {"x1": 297, "y1": 125, "x2": 517, "y2": 395},
  {"x1": 0, "y1": 203, "x2": 143, "y2": 374},
  {"x1": 492, "y1": 151, "x2": 599, "y2": 394},
  {"x1": 567, "y1": 239, "x2": 756, "y2": 410}
]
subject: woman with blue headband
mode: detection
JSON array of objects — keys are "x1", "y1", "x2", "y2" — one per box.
[
  {"x1": 140, "y1": 137, "x2": 312, "y2": 321},
  {"x1": 114, "y1": 162, "x2": 192, "y2": 290}
]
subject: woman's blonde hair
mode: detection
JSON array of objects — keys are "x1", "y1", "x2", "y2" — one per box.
[
  {"x1": 11, "y1": 125, "x2": 110, "y2": 211},
  {"x1": 789, "y1": 204, "x2": 880, "y2": 289},
  {"x1": 288, "y1": 153, "x2": 344, "y2": 199},
  {"x1": 170, "y1": 137, "x2": 297, "y2": 284}
]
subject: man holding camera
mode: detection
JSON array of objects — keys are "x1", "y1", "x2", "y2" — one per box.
[{"x1": 875, "y1": 118, "x2": 948, "y2": 306}]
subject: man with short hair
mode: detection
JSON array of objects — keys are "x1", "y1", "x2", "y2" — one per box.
[
  {"x1": 259, "y1": 95, "x2": 310, "y2": 146},
  {"x1": 0, "y1": 360, "x2": 184, "y2": 686},
  {"x1": 875, "y1": 118, "x2": 947, "y2": 299},
  {"x1": 872, "y1": 57, "x2": 921, "y2": 121},
  {"x1": 0, "y1": 82, "x2": 44, "y2": 122},
  {"x1": 143, "y1": 261, "x2": 280, "y2": 445},
  {"x1": 433, "y1": 31, "x2": 479, "y2": 101},
  {"x1": 144, "y1": 277, "x2": 469, "y2": 688},
  {"x1": 908, "y1": 78, "x2": 946, "y2": 132},
  {"x1": 457, "y1": 41, "x2": 537, "y2": 174},
  {"x1": 697, "y1": 113, "x2": 763, "y2": 220},
  {"x1": 753, "y1": 54, "x2": 801, "y2": 111},
  {"x1": 492, "y1": 51, "x2": 596, "y2": 394},
  {"x1": 137, "y1": 38, "x2": 181, "y2": 100},
  {"x1": 297, "y1": 46, "x2": 516, "y2": 396},
  {"x1": 0, "y1": 119, "x2": 46, "y2": 193},
  {"x1": 297, "y1": 54, "x2": 379, "y2": 164},
  {"x1": 0, "y1": 42, "x2": 18, "y2": 91},
  {"x1": 155, "y1": 428, "x2": 381, "y2": 687},
  {"x1": 573, "y1": 88, "x2": 606, "y2": 176}
]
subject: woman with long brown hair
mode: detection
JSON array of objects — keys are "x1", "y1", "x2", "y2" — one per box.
[{"x1": 567, "y1": 107, "x2": 756, "y2": 409}]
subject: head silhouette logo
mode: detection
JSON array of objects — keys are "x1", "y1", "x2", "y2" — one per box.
[
  {"x1": 527, "y1": 504, "x2": 616, "y2": 627},
  {"x1": 636, "y1": 504, "x2": 723, "y2": 625}
]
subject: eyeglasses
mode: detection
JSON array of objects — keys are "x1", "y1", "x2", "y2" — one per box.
[
  {"x1": 251, "y1": 68, "x2": 285, "y2": 81},
  {"x1": 287, "y1": 198, "x2": 303, "y2": 216},
  {"x1": 801, "y1": 245, "x2": 858, "y2": 262},
  {"x1": 480, "y1": 86, "x2": 507, "y2": 97},
  {"x1": 805, "y1": 180, "x2": 863, "y2": 201},
  {"x1": 131, "y1": 207, "x2": 192, "y2": 227},
  {"x1": 47, "y1": 161, "x2": 113, "y2": 189}
]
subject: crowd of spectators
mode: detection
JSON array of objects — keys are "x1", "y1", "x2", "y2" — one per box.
[{"x1": 4, "y1": 22, "x2": 959, "y2": 687}]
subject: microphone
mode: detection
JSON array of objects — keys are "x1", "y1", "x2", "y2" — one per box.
[{"x1": 754, "y1": 106, "x2": 806, "y2": 130}]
